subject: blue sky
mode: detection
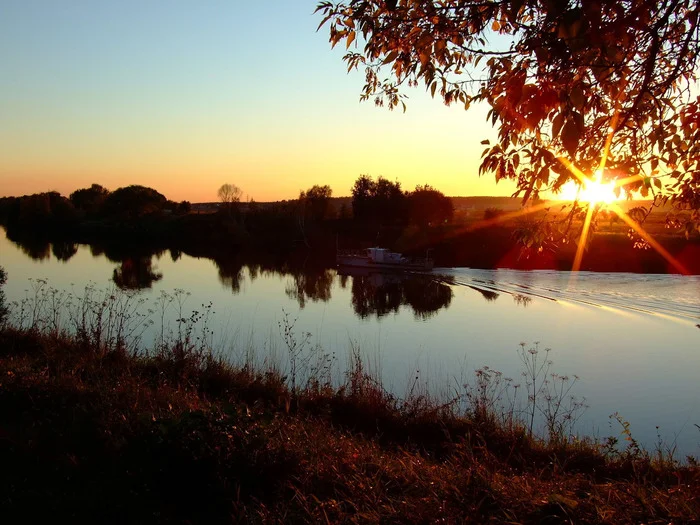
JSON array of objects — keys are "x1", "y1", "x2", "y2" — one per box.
[{"x1": 0, "y1": 1, "x2": 513, "y2": 201}]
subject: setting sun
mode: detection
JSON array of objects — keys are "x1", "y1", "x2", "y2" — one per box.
[{"x1": 558, "y1": 171, "x2": 622, "y2": 205}]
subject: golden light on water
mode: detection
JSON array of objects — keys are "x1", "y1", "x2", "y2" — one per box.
[{"x1": 557, "y1": 170, "x2": 624, "y2": 205}]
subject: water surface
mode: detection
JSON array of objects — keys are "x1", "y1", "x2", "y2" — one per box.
[{"x1": 1, "y1": 230, "x2": 699, "y2": 456}]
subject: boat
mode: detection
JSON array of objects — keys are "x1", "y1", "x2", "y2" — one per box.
[{"x1": 336, "y1": 247, "x2": 434, "y2": 271}]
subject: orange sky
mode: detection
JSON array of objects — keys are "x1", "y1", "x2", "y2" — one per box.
[{"x1": 0, "y1": 2, "x2": 516, "y2": 203}]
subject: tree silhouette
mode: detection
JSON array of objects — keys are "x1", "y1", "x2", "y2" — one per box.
[
  {"x1": 70, "y1": 184, "x2": 109, "y2": 215},
  {"x1": 408, "y1": 185, "x2": 454, "y2": 227},
  {"x1": 102, "y1": 185, "x2": 167, "y2": 219},
  {"x1": 299, "y1": 184, "x2": 333, "y2": 222},
  {"x1": 351, "y1": 175, "x2": 407, "y2": 224},
  {"x1": 217, "y1": 183, "x2": 242, "y2": 215}
]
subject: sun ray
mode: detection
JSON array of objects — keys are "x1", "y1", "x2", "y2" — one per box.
[
  {"x1": 598, "y1": 99, "x2": 623, "y2": 174},
  {"x1": 571, "y1": 202, "x2": 595, "y2": 274},
  {"x1": 557, "y1": 156, "x2": 588, "y2": 185},
  {"x1": 611, "y1": 173, "x2": 645, "y2": 189},
  {"x1": 467, "y1": 200, "x2": 552, "y2": 231},
  {"x1": 608, "y1": 202, "x2": 689, "y2": 275}
]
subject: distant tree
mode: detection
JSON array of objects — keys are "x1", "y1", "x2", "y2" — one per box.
[
  {"x1": 0, "y1": 192, "x2": 75, "y2": 228},
  {"x1": 217, "y1": 183, "x2": 242, "y2": 214},
  {"x1": 102, "y1": 185, "x2": 168, "y2": 219},
  {"x1": 17, "y1": 193, "x2": 51, "y2": 224},
  {"x1": 351, "y1": 175, "x2": 376, "y2": 221},
  {"x1": 351, "y1": 175, "x2": 406, "y2": 224},
  {"x1": 46, "y1": 192, "x2": 76, "y2": 222},
  {"x1": 177, "y1": 200, "x2": 192, "y2": 214},
  {"x1": 374, "y1": 177, "x2": 407, "y2": 223},
  {"x1": 0, "y1": 197, "x2": 19, "y2": 225},
  {"x1": 295, "y1": 184, "x2": 333, "y2": 247},
  {"x1": 70, "y1": 184, "x2": 110, "y2": 215},
  {"x1": 299, "y1": 184, "x2": 333, "y2": 222},
  {"x1": 408, "y1": 185, "x2": 454, "y2": 227}
]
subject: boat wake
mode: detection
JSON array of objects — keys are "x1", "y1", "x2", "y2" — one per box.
[{"x1": 436, "y1": 268, "x2": 700, "y2": 324}]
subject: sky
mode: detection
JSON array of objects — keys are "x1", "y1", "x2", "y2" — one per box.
[{"x1": 0, "y1": 1, "x2": 516, "y2": 202}]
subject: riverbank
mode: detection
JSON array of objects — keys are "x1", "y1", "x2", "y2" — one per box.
[
  {"x1": 2, "y1": 189, "x2": 700, "y2": 273},
  {"x1": 4, "y1": 214, "x2": 700, "y2": 275},
  {"x1": 0, "y1": 325, "x2": 697, "y2": 524}
]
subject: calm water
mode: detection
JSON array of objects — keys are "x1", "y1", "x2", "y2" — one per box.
[{"x1": 1, "y1": 230, "x2": 699, "y2": 456}]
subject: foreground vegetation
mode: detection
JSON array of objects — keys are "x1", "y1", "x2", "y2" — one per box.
[{"x1": 0, "y1": 278, "x2": 698, "y2": 523}]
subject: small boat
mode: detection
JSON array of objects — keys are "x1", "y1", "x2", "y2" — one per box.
[{"x1": 336, "y1": 247, "x2": 434, "y2": 271}]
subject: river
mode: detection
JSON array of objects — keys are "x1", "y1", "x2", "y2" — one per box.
[{"x1": 1, "y1": 229, "x2": 699, "y2": 457}]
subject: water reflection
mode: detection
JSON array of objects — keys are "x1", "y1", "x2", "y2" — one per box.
[
  {"x1": 512, "y1": 294, "x2": 532, "y2": 307},
  {"x1": 6, "y1": 231, "x2": 51, "y2": 261},
  {"x1": 112, "y1": 257, "x2": 163, "y2": 290},
  {"x1": 468, "y1": 285, "x2": 500, "y2": 302},
  {"x1": 2, "y1": 232, "x2": 512, "y2": 316},
  {"x1": 90, "y1": 243, "x2": 166, "y2": 264},
  {"x1": 285, "y1": 268, "x2": 333, "y2": 308},
  {"x1": 209, "y1": 252, "x2": 455, "y2": 317},
  {"x1": 51, "y1": 241, "x2": 78, "y2": 262},
  {"x1": 215, "y1": 257, "x2": 245, "y2": 293},
  {"x1": 345, "y1": 268, "x2": 453, "y2": 319}
]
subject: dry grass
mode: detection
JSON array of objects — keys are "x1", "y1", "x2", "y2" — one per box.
[{"x1": 0, "y1": 326, "x2": 698, "y2": 524}]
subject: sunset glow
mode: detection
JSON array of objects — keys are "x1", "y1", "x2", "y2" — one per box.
[
  {"x1": 0, "y1": 2, "x2": 510, "y2": 203},
  {"x1": 557, "y1": 171, "x2": 623, "y2": 205}
]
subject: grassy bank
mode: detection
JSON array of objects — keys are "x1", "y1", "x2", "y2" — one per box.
[{"x1": 1, "y1": 322, "x2": 698, "y2": 524}]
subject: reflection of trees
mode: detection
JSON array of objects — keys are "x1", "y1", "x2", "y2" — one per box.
[
  {"x1": 350, "y1": 273, "x2": 452, "y2": 319},
  {"x1": 112, "y1": 257, "x2": 163, "y2": 290},
  {"x1": 6, "y1": 231, "x2": 51, "y2": 261},
  {"x1": 352, "y1": 275, "x2": 403, "y2": 318},
  {"x1": 285, "y1": 268, "x2": 333, "y2": 308},
  {"x1": 90, "y1": 245, "x2": 104, "y2": 258},
  {"x1": 88, "y1": 243, "x2": 166, "y2": 264},
  {"x1": 468, "y1": 286, "x2": 500, "y2": 302},
  {"x1": 404, "y1": 277, "x2": 454, "y2": 319},
  {"x1": 512, "y1": 294, "x2": 532, "y2": 308},
  {"x1": 213, "y1": 257, "x2": 245, "y2": 293},
  {"x1": 51, "y1": 241, "x2": 78, "y2": 262}
]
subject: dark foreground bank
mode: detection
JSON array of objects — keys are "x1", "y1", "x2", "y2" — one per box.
[{"x1": 0, "y1": 326, "x2": 698, "y2": 524}]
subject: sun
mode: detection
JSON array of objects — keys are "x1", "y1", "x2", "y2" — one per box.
[{"x1": 558, "y1": 170, "x2": 623, "y2": 205}]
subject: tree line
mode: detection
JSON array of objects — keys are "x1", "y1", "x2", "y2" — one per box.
[
  {"x1": 0, "y1": 184, "x2": 192, "y2": 228},
  {"x1": 0, "y1": 177, "x2": 453, "y2": 245},
  {"x1": 214, "y1": 177, "x2": 453, "y2": 228}
]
